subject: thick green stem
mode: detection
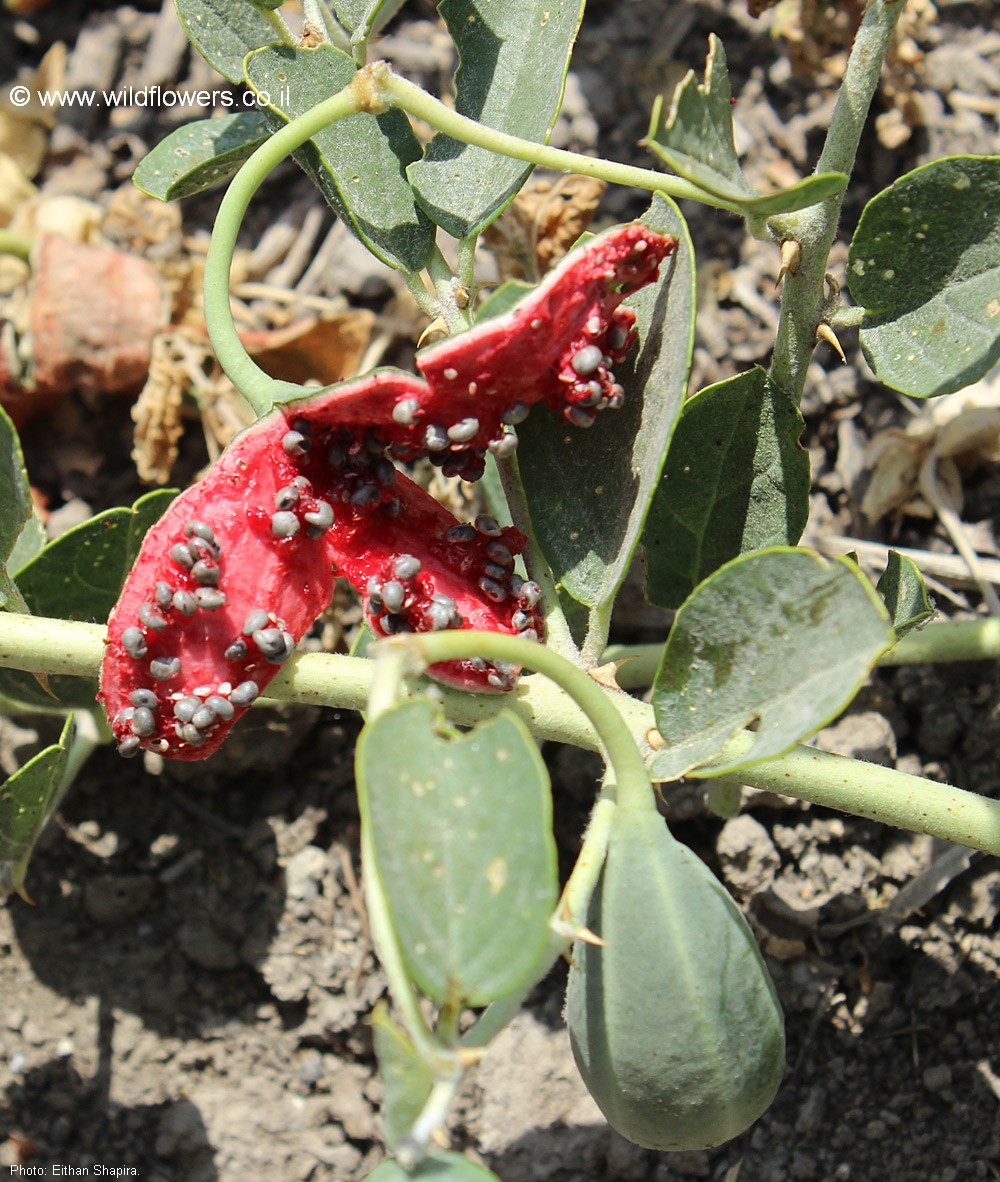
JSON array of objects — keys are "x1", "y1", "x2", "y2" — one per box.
[
  {"x1": 203, "y1": 85, "x2": 363, "y2": 414},
  {"x1": 702, "y1": 731, "x2": 1000, "y2": 855},
  {"x1": 2, "y1": 612, "x2": 998, "y2": 854},
  {"x1": 768, "y1": 0, "x2": 906, "y2": 403}
]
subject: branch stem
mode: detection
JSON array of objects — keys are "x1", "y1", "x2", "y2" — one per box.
[
  {"x1": 2, "y1": 612, "x2": 998, "y2": 855},
  {"x1": 768, "y1": 0, "x2": 906, "y2": 403}
]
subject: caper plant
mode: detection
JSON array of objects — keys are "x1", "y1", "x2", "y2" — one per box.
[{"x1": 1, "y1": 1, "x2": 999, "y2": 1176}]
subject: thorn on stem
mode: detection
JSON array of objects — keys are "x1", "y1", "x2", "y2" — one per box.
[
  {"x1": 815, "y1": 321, "x2": 847, "y2": 363},
  {"x1": 776, "y1": 239, "x2": 802, "y2": 286}
]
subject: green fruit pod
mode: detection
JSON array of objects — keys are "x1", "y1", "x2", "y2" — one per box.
[{"x1": 565, "y1": 804, "x2": 785, "y2": 1150}]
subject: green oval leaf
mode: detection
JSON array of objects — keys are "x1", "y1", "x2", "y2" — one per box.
[
  {"x1": 877, "y1": 549, "x2": 934, "y2": 638},
  {"x1": 0, "y1": 715, "x2": 77, "y2": 897},
  {"x1": 642, "y1": 367, "x2": 809, "y2": 610},
  {"x1": 365, "y1": 1154, "x2": 502, "y2": 1182},
  {"x1": 407, "y1": 0, "x2": 585, "y2": 239},
  {"x1": 0, "y1": 406, "x2": 39, "y2": 613},
  {"x1": 518, "y1": 197, "x2": 695, "y2": 616},
  {"x1": 357, "y1": 699, "x2": 557, "y2": 1006},
  {"x1": 644, "y1": 35, "x2": 846, "y2": 216},
  {"x1": 0, "y1": 491, "x2": 174, "y2": 711},
  {"x1": 370, "y1": 1002, "x2": 434, "y2": 1152},
  {"x1": 133, "y1": 112, "x2": 271, "y2": 201},
  {"x1": 245, "y1": 43, "x2": 435, "y2": 272},
  {"x1": 174, "y1": 0, "x2": 279, "y2": 84},
  {"x1": 848, "y1": 155, "x2": 1000, "y2": 397},
  {"x1": 650, "y1": 548, "x2": 893, "y2": 780}
]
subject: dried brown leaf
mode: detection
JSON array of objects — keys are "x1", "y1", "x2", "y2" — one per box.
[
  {"x1": 483, "y1": 172, "x2": 607, "y2": 283},
  {"x1": 131, "y1": 333, "x2": 187, "y2": 485}
]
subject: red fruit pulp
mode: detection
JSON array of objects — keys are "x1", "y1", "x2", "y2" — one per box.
[{"x1": 101, "y1": 223, "x2": 676, "y2": 760}]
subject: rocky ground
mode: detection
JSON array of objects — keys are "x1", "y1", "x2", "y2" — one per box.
[{"x1": 1, "y1": 1, "x2": 999, "y2": 1179}]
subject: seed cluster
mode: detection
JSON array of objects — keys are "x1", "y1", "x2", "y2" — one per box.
[{"x1": 110, "y1": 517, "x2": 273, "y2": 758}]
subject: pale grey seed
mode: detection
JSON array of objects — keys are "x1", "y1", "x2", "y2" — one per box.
[
  {"x1": 518, "y1": 627, "x2": 539, "y2": 642},
  {"x1": 194, "y1": 588, "x2": 227, "y2": 610},
  {"x1": 243, "y1": 609, "x2": 270, "y2": 636},
  {"x1": 154, "y1": 582, "x2": 174, "y2": 609},
  {"x1": 291, "y1": 416, "x2": 311, "y2": 436},
  {"x1": 501, "y1": 402, "x2": 530, "y2": 425},
  {"x1": 191, "y1": 558, "x2": 220, "y2": 585},
  {"x1": 230, "y1": 680, "x2": 259, "y2": 707},
  {"x1": 191, "y1": 704, "x2": 217, "y2": 730},
  {"x1": 519, "y1": 581, "x2": 542, "y2": 607},
  {"x1": 607, "y1": 384, "x2": 625, "y2": 410},
  {"x1": 172, "y1": 590, "x2": 197, "y2": 616},
  {"x1": 266, "y1": 631, "x2": 296, "y2": 664},
  {"x1": 487, "y1": 672, "x2": 507, "y2": 690},
  {"x1": 432, "y1": 593, "x2": 457, "y2": 610},
  {"x1": 252, "y1": 627, "x2": 286, "y2": 656},
  {"x1": 392, "y1": 397, "x2": 420, "y2": 425},
  {"x1": 150, "y1": 656, "x2": 181, "y2": 681},
  {"x1": 571, "y1": 345, "x2": 603, "y2": 375},
  {"x1": 494, "y1": 660, "x2": 518, "y2": 676},
  {"x1": 224, "y1": 638, "x2": 249, "y2": 662},
  {"x1": 469, "y1": 657, "x2": 488, "y2": 672},
  {"x1": 512, "y1": 609, "x2": 530, "y2": 631},
  {"x1": 271, "y1": 511, "x2": 300, "y2": 539},
  {"x1": 446, "y1": 524, "x2": 476, "y2": 543},
  {"x1": 292, "y1": 475, "x2": 311, "y2": 490},
  {"x1": 132, "y1": 707, "x2": 156, "y2": 737},
  {"x1": 350, "y1": 485, "x2": 381, "y2": 509},
  {"x1": 139, "y1": 603, "x2": 168, "y2": 631},
  {"x1": 488, "y1": 433, "x2": 518, "y2": 459},
  {"x1": 117, "y1": 707, "x2": 135, "y2": 725},
  {"x1": 170, "y1": 542, "x2": 195, "y2": 570},
  {"x1": 478, "y1": 576, "x2": 506, "y2": 602},
  {"x1": 118, "y1": 735, "x2": 141, "y2": 758},
  {"x1": 275, "y1": 485, "x2": 300, "y2": 510},
  {"x1": 426, "y1": 602, "x2": 453, "y2": 630},
  {"x1": 447, "y1": 417, "x2": 479, "y2": 443},
  {"x1": 188, "y1": 534, "x2": 221, "y2": 561},
  {"x1": 424, "y1": 424, "x2": 449, "y2": 452},
  {"x1": 483, "y1": 561, "x2": 507, "y2": 581},
  {"x1": 282, "y1": 430, "x2": 309, "y2": 456},
  {"x1": 374, "y1": 458, "x2": 396, "y2": 486},
  {"x1": 609, "y1": 324, "x2": 629, "y2": 350},
  {"x1": 381, "y1": 580, "x2": 405, "y2": 614},
  {"x1": 130, "y1": 689, "x2": 158, "y2": 709},
  {"x1": 180, "y1": 723, "x2": 206, "y2": 747},
  {"x1": 366, "y1": 577, "x2": 383, "y2": 607},
  {"x1": 393, "y1": 554, "x2": 421, "y2": 580},
  {"x1": 486, "y1": 541, "x2": 513, "y2": 567},
  {"x1": 184, "y1": 520, "x2": 217, "y2": 544},
  {"x1": 173, "y1": 696, "x2": 201, "y2": 723},
  {"x1": 565, "y1": 406, "x2": 596, "y2": 428},
  {"x1": 205, "y1": 694, "x2": 235, "y2": 720},
  {"x1": 122, "y1": 627, "x2": 147, "y2": 659},
  {"x1": 304, "y1": 501, "x2": 334, "y2": 531},
  {"x1": 475, "y1": 514, "x2": 502, "y2": 537},
  {"x1": 510, "y1": 574, "x2": 525, "y2": 596}
]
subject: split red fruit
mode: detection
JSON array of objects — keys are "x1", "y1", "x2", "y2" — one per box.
[{"x1": 100, "y1": 223, "x2": 676, "y2": 760}]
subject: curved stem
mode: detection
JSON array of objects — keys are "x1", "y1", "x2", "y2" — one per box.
[
  {"x1": 368, "y1": 65, "x2": 744, "y2": 214},
  {"x1": 203, "y1": 84, "x2": 363, "y2": 414},
  {"x1": 402, "y1": 630, "x2": 654, "y2": 815}
]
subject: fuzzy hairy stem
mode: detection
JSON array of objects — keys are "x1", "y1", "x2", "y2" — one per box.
[
  {"x1": 768, "y1": 0, "x2": 906, "y2": 403},
  {"x1": 2, "y1": 612, "x2": 998, "y2": 855}
]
